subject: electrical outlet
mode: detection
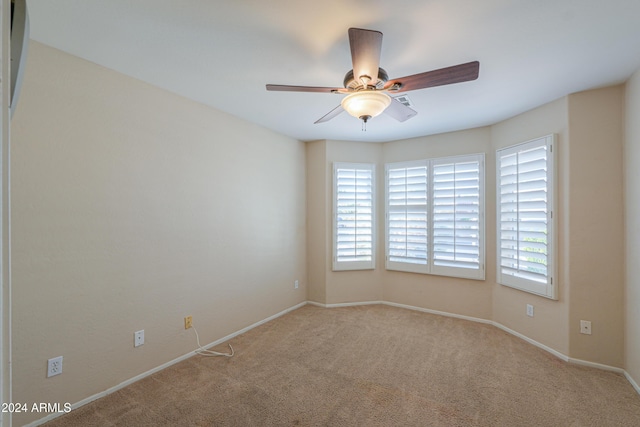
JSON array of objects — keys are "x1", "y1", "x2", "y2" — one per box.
[
  {"x1": 47, "y1": 356, "x2": 63, "y2": 377},
  {"x1": 294, "y1": 280, "x2": 299, "y2": 289},
  {"x1": 580, "y1": 320, "x2": 592, "y2": 335},
  {"x1": 526, "y1": 304, "x2": 534, "y2": 317},
  {"x1": 184, "y1": 316, "x2": 193, "y2": 329},
  {"x1": 134, "y1": 330, "x2": 144, "y2": 347}
]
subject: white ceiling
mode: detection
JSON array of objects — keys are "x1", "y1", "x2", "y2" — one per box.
[{"x1": 25, "y1": 0, "x2": 640, "y2": 143}]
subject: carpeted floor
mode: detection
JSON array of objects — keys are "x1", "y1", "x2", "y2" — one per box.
[{"x1": 44, "y1": 304, "x2": 640, "y2": 426}]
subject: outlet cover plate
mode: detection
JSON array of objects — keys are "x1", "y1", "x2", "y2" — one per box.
[
  {"x1": 526, "y1": 304, "x2": 534, "y2": 317},
  {"x1": 134, "y1": 330, "x2": 144, "y2": 347},
  {"x1": 47, "y1": 356, "x2": 63, "y2": 377},
  {"x1": 580, "y1": 320, "x2": 592, "y2": 335},
  {"x1": 294, "y1": 280, "x2": 299, "y2": 289}
]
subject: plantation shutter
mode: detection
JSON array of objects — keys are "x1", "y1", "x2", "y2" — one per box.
[
  {"x1": 386, "y1": 161, "x2": 428, "y2": 274},
  {"x1": 432, "y1": 155, "x2": 484, "y2": 279},
  {"x1": 497, "y1": 135, "x2": 556, "y2": 299},
  {"x1": 333, "y1": 163, "x2": 375, "y2": 271},
  {"x1": 384, "y1": 154, "x2": 484, "y2": 279}
]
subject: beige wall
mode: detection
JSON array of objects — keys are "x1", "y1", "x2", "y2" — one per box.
[
  {"x1": 306, "y1": 132, "x2": 495, "y2": 310},
  {"x1": 11, "y1": 42, "x2": 307, "y2": 425},
  {"x1": 381, "y1": 128, "x2": 493, "y2": 320},
  {"x1": 307, "y1": 90, "x2": 627, "y2": 369},
  {"x1": 325, "y1": 140, "x2": 384, "y2": 303},
  {"x1": 306, "y1": 140, "x2": 327, "y2": 304},
  {"x1": 10, "y1": 39, "x2": 639, "y2": 426},
  {"x1": 625, "y1": 69, "x2": 640, "y2": 384},
  {"x1": 305, "y1": 140, "x2": 384, "y2": 304},
  {"x1": 567, "y1": 87, "x2": 625, "y2": 367},
  {"x1": 489, "y1": 87, "x2": 626, "y2": 367},
  {"x1": 491, "y1": 97, "x2": 570, "y2": 355}
]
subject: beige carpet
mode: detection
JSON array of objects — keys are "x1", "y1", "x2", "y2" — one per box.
[{"x1": 44, "y1": 304, "x2": 640, "y2": 426}]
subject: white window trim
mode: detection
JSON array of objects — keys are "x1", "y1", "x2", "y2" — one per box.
[
  {"x1": 333, "y1": 162, "x2": 376, "y2": 271},
  {"x1": 385, "y1": 154, "x2": 485, "y2": 280},
  {"x1": 496, "y1": 134, "x2": 557, "y2": 299}
]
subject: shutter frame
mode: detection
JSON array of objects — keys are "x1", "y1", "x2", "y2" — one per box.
[
  {"x1": 431, "y1": 154, "x2": 485, "y2": 280},
  {"x1": 496, "y1": 135, "x2": 556, "y2": 299},
  {"x1": 333, "y1": 162, "x2": 376, "y2": 271},
  {"x1": 385, "y1": 160, "x2": 429, "y2": 274}
]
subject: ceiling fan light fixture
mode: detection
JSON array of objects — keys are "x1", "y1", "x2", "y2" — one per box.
[{"x1": 341, "y1": 90, "x2": 391, "y2": 121}]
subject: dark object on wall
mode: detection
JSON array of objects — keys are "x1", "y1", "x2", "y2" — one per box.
[{"x1": 10, "y1": 0, "x2": 29, "y2": 118}]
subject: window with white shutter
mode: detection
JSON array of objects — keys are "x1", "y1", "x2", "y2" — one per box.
[
  {"x1": 497, "y1": 135, "x2": 556, "y2": 299},
  {"x1": 432, "y1": 155, "x2": 484, "y2": 279},
  {"x1": 385, "y1": 155, "x2": 484, "y2": 279},
  {"x1": 386, "y1": 161, "x2": 429, "y2": 274},
  {"x1": 333, "y1": 162, "x2": 375, "y2": 271}
]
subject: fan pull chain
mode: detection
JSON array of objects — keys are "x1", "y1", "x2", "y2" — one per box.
[{"x1": 360, "y1": 115, "x2": 370, "y2": 131}]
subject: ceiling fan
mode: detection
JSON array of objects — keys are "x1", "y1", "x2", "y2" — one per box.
[{"x1": 266, "y1": 28, "x2": 480, "y2": 127}]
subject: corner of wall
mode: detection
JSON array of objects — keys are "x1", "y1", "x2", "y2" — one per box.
[
  {"x1": 624, "y1": 69, "x2": 640, "y2": 383},
  {"x1": 566, "y1": 85, "x2": 625, "y2": 368},
  {"x1": 305, "y1": 140, "x2": 328, "y2": 304},
  {"x1": 490, "y1": 96, "x2": 570, "y2": 355}
]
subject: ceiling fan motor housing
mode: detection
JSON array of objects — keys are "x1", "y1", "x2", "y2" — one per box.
[{"x1": 343, "y1": 68, "x2": 389, "y2": 90}]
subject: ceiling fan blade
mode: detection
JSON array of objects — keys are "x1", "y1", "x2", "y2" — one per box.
[
  {"x1": 266, "y1": 84, "x2": 344, "y2": 93},
  {"x1": 385, "y1": 61, "x2": 480, "y2": 92},
  {"x1": 384, "y1": 98, "x2": 418, "y2": 122},
  {"x1": 348, "y1": 28, "x2": 383, "y2": 86},
  {"x1": 314, "y1": 105, "x2": 345, "y2": 124}
]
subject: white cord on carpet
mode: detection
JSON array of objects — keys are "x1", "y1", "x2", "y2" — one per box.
[{"x1": 192, "y1": 325, "x2": 234, "y2": 357}]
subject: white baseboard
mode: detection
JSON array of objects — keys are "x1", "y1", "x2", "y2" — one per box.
[
  {"x1": 315, "y1": 299, "x2": 639, "y2": 396},
  {"x1": 307, "y1": 300, "x2": 382, "y2": 308},
  {"x1": 25, "y1": 301, "x2": 307, "y2": 427},
  {"x1": 201, "y1": 301, "x2": 307, "y2": 350},
  {"x1": 491, "y1": 321, "x2": 569, "y2": 362},
  {"x1": 306, "y1": 300, "x2": 325, "y2": 308},
  {"x1": 567, "y1": 357, "x2": 625, "y2": 374},
  {"x1": 26, "y1": 298, "x2": 640, "y2": 426},
  {"x1": 381, "y1": 301, "x2": 568, "y2": 366},
  {"x1": 625, "y1": 371, "x2": 640, "y2": 395},
  {"x1": 382, "y1": 301, "x2": 494, "y2": 325}
]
